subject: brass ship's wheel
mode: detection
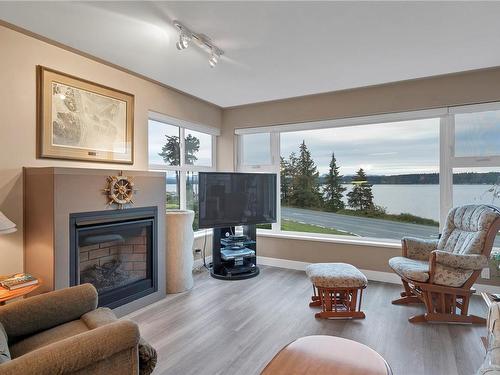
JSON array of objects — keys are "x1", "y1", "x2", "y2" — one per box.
[{"x1": 103, "y1": 172, "x2": 137, "y2": 209}]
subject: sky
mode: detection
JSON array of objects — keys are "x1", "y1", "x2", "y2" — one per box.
[
  {"x1": 148, "y1": 111, "x2": 500, "y2": 177},
  {"x1": 281, "y1": 118, "x2": 441, "y2": 176},
  {"x1": 278, "y1": 111, "x2": 500, "y2": 176}
]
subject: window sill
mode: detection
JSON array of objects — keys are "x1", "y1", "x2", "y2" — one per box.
[
  {"x1": 256, "y1": 229, "x2": 401, "y2": 249},
  {"x1": 194, "y1": 229, "x2": 212, "y2": 239}
]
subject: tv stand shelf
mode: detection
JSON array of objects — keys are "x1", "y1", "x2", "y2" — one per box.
[{"x1": 210, "y1": 225, "x2": 260, "y2": 280}]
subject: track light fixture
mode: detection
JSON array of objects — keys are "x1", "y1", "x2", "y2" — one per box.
[
  {"x1": 174, "y1": 21, "x2": 224, "y2": 68},
  {"x1": 208, "y1": 49, "x2": 219, "y2": 68},
  {"x1": 176, "y1": 30, "x2": 191, "y2": 50}
]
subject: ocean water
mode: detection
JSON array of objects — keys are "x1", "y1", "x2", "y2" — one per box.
[{"x1": 168, "y1": 183, "x2": 500, "y2": 221}]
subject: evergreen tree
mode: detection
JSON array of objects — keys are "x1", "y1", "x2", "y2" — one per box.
[
  {"x1": 280, "y1": 156, "x2": 291, "y2": 205},
  {"x1": 280, "y1": 153, "x2": 297, "y2": 205},
  {"x1": 159, "y1": 134, "x2": 200, "y2": 191},
  {"x1": 290, "y1": 141, "x2": 323, "y2": 208},
  {"x1": 158, "y1": 134, "x2": 200, "y2": 166},
  {"x1": 347, "y1": 168, "x2": 374, "y2": 211},
  {"x1": 323, "y1": 152, "x2": 346, "y2": 212}
]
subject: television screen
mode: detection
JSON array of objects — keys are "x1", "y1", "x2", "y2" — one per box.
[{"x1": 198, "y1": 172, "x2": 277, "y2": 229}]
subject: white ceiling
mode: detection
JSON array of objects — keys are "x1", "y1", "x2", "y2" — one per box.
[{"x1": 1, "y1": 1, "x2": 500, "y2": 107}]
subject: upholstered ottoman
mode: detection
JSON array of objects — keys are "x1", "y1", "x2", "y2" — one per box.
[{"x1": 306, "y1": 263, "x2": 368, "y2": 319}]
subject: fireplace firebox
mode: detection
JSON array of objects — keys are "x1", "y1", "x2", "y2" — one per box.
[{"x1": 70, "y1": 207, "x2": 158, "y2": 309}]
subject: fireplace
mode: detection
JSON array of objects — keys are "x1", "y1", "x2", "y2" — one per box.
[{"x1": 70, "y1": 207, "x2": 158, "y2": 309}]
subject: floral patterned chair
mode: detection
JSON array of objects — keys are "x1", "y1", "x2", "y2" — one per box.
[{"x1": 389, "y1": 204, "x2": 500, "y2": 324}]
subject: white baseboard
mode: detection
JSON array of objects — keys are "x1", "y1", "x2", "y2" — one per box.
[
  {"x1": 257, "y1": 255, "x2": 500, "y2": 293},
  {"x1": 474, "y1": 283, "x2": 500, "y2": 294},
  {"x1": 257, "y1": 256, "x2": 401, "y2": 284},
  {"x1": 194, "y1": 255, "x2": 212, "y2": 269}
]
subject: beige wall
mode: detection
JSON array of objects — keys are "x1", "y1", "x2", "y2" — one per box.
[
  {"x1": 2, "y1": 21, "x2": 500, "y2": 285},
  {"x1": 219, "y1": 66, "x2": 500, "y2": 171},
  {"x1": 0, "y1": 24, "x2": 222, "y2": 275},
  {"x1": 219, "y1": 66, "x2": 500, "y2": 284}
]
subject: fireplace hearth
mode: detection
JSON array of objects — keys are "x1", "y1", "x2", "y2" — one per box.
[{"x1": 70, "y1": 207, "x2": 158, "y2": 309}]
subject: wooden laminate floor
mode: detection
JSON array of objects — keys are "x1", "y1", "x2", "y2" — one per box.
[{"x1": 128, "y1": 266, "x2": 487, "y2": 375}]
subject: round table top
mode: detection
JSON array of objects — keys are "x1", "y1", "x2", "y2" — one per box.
[{"x1": 261, "y1": 335, "x2": 392, "y2": 375}]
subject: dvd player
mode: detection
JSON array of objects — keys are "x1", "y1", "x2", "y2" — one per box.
[
  {"x1": 220, "y1": 247, "x2": 255, "y2": 261},
  {"x1": 228, "y1": 235, "x2": 248, "y2": 242}
]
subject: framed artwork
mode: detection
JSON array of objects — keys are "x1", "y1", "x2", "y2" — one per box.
[{"x1": 37, "y1": 66, "x2": 134, "y2": 164}]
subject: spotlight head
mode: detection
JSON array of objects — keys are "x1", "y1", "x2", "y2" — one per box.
[
  {"x1": 176, "y1": 30, "x2": 190, "y2": 50},
  {"x1": 208, "y1": 50, "x2": 219, "y2": 68}
]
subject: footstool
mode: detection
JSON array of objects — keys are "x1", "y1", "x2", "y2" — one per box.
[{"x1": 306, "y1": 263, "x2": 368, "y2": 319}]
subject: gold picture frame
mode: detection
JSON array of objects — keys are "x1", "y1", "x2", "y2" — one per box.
[{"x1": 37, "y1": 66, "x2": 134, "y2": 164}]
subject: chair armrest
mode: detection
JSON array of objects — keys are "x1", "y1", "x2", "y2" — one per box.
[
  {"x1": 432, "y1": 250, "x2": 489, "y2": 270},
  {"x1": 401, "y1": 237, "x2": 438, "y2": 260},
  {"x1": 0, "y1": 320, "x2": 139, "y2": 375},
  {"x1": 0, "y1": 284, "x2": 97, "y2": 341}
]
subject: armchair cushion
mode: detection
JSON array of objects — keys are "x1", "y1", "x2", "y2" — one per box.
[
  {"x1": 9, "y1": 319, "x2": 88, "y2": 358},
  {"x1": 433, "y1": 250, "x2": 489, "y2": 270},
  {"x1": 438, "y1": 205, "x2": 500, "y2": 255},
  {"x1": 432, "y1": 263, "x2": 474, "y2": 288},
  {"x1": 402, "y1": 237, "x2": 438, "y2": 260},
  {"x1": 0, "y1": 322, "x2": 10, "y2": 364},
  {"x1": 0, "y1": 283, "x2": 97, "y2": 343},
  {"x1": 0, "y1": 320, "x2": 139, "y2": 375},
  {"x1": 388, "y1": 257, "x2": 429, "y2": 283}
]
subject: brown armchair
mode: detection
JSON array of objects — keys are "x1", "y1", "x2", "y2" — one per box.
[
  {"x1": 389, "y1": 204, "x2": 500, "y2": 324},
  {"x1": 0, "y1": 283, "x2": 156, "y2": 375}
]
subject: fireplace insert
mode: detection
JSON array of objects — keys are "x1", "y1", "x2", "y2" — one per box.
[{"x1": 69, "y1": 207, "x2": 158, "y2": 309}]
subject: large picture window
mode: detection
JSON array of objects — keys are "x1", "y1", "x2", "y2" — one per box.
[
  {"x1": 279, "y1": 118, "x2": 440, "y2": 241},
  {"x1": 148, "y1": 113, "x2": 218, "y2": 231},
  {"x1": 237, "y1": 104, "x2": 500, "y2": 245}
]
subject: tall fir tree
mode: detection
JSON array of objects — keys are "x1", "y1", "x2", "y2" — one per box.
[
  {"x1": 159, "y1": 134, "x2": 200, "y2": 212},
  {"x1": 347, "y1": 168, "x2": 374, "y2": 211},
  {"x1": 323, "y1": 152, "x2": 346, "y2": 212},
  {"x1": 280, "y1": 156, "x2": 290, "y2": 204},
  {"x1": 280, "y1": 152, "x2": 298, "y2": 205},
  {"x1": 290, "y1": 141, "x2": 323, "y2": 208}
]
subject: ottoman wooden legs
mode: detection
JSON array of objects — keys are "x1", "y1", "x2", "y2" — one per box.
[{"x1": 310, "y1": 285, "x2": 366, "y2": 319}]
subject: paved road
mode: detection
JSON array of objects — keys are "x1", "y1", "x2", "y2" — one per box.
[{"x1": 281, "y1": 207, "x2": 440, "y2": 241}]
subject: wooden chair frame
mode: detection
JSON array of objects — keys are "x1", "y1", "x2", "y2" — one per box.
[
  {"x1": 392, "y1": 216, "x2": 500, "y2": 324},
  {"x1": 310, "y1": 284, "x2": 366, "y2": 319}
]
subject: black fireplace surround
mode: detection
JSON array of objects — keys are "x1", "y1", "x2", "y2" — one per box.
[{"x1": 70, "y1": 207, "x2": 158, "y2": 309}]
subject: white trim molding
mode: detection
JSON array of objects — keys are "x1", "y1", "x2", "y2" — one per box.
[
  {"x1": 234, "y1": 107, "x2": 448, "y2": 135},
  {"x1": 257, "y1": 256, "x2": 500, "y2": 293},
  {"x1": 257, "y1": 229, "x2": 401, "y2": 249},
  {"x1": 149, "y1": 110, "x2": 221, "y2": 136},
  {"x1": 257, "y1": 256, "x2": 401, "y2": 284}
]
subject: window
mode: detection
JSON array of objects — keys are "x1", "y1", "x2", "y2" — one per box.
[
  {"x1": 236, "y1": 105, "x2": 500, "y2": 245},
  {"x1": 185, "y1": 129, "x2": 213, "y2": 167},
  {"x1": 279, "y1": 119, "x2": 440, "y2": 241},
  {"x1": 454, "y1": 109, "x2": 500, "y2": 157},
  {"x1": 239, "y1": 133, "x2": 273, "y2": 167},
  {"x1": 164, "y1": 171, "x2": 180, "y2": 209},
  {"x1": 148, "y1": 113, "x2": 218, "y2": 230}
]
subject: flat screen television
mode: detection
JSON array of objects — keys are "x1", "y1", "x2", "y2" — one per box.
[{"x1": 198, "y1": 172, "x2": 277, "y2": 229}]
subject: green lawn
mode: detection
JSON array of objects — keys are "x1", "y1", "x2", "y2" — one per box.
[
  {"x1": 336, "y1": 209, "x2": 439, "y2": 226},
  {"x1": 257, "y1": 220, "x2": 355, "y2": 236}
]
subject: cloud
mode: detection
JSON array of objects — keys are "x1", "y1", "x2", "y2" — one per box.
[{"x1": 281, "y1": 118, "x2": 440, "y2": 175}]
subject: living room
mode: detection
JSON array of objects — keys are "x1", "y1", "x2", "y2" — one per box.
[{"x1": 1, "y1": 2, "x2": 500, "y2": 375}]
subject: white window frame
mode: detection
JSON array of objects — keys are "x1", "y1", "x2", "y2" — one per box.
[
  {"x1": 442, "y1": 102, "x2": 500, "y2": 228},
  {"x1": 235, "y1": 104, "x2": 500, "y2": 244},
  {"x1": 148, "y1": 111, "x2": 218, "y2": 211}
]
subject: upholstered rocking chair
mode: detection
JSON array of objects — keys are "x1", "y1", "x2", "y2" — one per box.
[{"x1": 389, "y1": 204, "x2": 500, "y2": 324}]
